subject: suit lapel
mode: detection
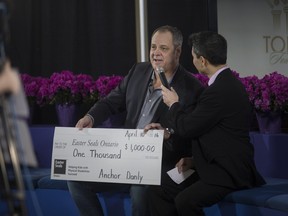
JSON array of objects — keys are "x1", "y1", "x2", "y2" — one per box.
[{"x1": 130, "y1": 66, "x2": 154, "y2": 126}]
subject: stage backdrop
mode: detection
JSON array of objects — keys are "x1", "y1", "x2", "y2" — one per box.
[
  {"x1": 8, "y1": 0, "x2": 216, "y2": 78},
  {"x1": 218, "y1": 0, "x2": 288, "y2": 77},
  {"x1": 7, "y1": 0, "x2": 216, "y2": 125}
]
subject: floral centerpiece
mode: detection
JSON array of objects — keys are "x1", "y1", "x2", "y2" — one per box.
[
  {"x1": 49, "y1": 70, "x2": 87, "y2": 105},
  {"x1": 47, "y1": 70, "x2": 98, "y2": 126},
  {"x1": 21, "y1": 74, "x2": 53, "y2": 106},
  {"x1": 21, "y1": 71, "x2": 124, "y2": 106},
  {"x1": 240, "y1": 71, "x2": 288, "y2": 113},
  {"x1": 20, "y1": 70, "x2": 124, "y2": 126},
  {"x1": 240, "y1": 71, "x2": 288, "y2": 133}
]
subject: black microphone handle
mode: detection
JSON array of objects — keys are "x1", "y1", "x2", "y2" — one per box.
[{"x1": 158, "y1": 71, "x2": 171, "y2": 90}]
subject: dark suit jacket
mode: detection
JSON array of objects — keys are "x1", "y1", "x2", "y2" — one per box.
[
  {"x1": 168, "y1": 68, "x2": 265, "y2": 189},
  {"x1": 88, "y1": 62, "x2": 204, "y2": 172}
]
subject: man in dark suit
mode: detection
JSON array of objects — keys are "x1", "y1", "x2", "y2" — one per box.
[
  {"x1": 67, "y1": 25, "x2": 204, "y2": 216},
  {"x1": 145, "y1": 31, "x2": 265, "y2": 216}
]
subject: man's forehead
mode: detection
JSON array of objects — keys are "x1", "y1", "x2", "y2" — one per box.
[
  {"x1": 152, "y1": 31, "x2": 172, "y2": 38},
  {"x1": 151, "y1": 32, "x2": 173, "y2": 44}
]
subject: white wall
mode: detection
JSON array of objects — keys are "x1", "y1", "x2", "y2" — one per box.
[{"x1": 218, "y1": 0, "x2": 288, "y2": 77}]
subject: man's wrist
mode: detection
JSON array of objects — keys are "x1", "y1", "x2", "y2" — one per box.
[
  {"x1": 164, "y1": 128, "x2": 175, "y2": 140},
  {"x1": 165, "y1": 127, "x2": 175, "y2": 135},
  {"x1": 85, "y1": 114, "x2": 94, "y2": 125},
  {"x1": 169, "y1": 101, "x2": 178, "y2": 109}
]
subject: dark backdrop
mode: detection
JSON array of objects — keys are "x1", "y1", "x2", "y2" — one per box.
[
  {"x1": 9, "y1": 0, "x2": 137, "y2": 77},
  {"x1": 6, "y1": 0, "x2": 217, "y2": 124},
  {"x1": 8, "y1": 0, "x2": 217, "y2": 78}
]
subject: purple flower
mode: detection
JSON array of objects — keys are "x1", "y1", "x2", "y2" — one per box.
[
  {"x1": 21, "y1": 74, "x2": 42, "y2": 104},
  {"x1": 76, "y1": 74, "x2": 99, "y2": 104},
  {"x1": 193, "y1": 73, "x2": 209, "y2": 86},
  {"x1": 48, "y1": 70, "x2": 94, "y2": 105},
  {"x1": 95, "y1": 75, "x2": 124, "y2": 98},
  {"x1": 21, "y1": 71, "x2": 124, "y2": 106},
  {"x1": 240, "y1": 72, "x2": 288, "y2": 112},
  {"x1": 37, "y1": 78, "x2": 51, "y2": 106}
]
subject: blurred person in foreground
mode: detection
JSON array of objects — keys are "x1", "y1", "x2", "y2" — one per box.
[
  {"x1": 1, "y1": 0, "x2": 19, "y2": 95},
  {"x1": 144, "y1": 31, "x2": 265, "y2": 216},
  {"x1": 67, "y1": 25, "x2": 204, "y2": 216},
  {"x1": 1, "y1": 2, "x2": 38, "y2": 214},
  {"x1": 0, "y1": 60, "x2": 20, "y2": 94},
  {"x1": 0, "y1": 20, "x2": 38, "y2": 169},
  {"x1": 0, "y1": 0, "x2": 38, "y2": 171}
]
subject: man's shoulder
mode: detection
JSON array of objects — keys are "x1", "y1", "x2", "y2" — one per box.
[
  {"x1": 178, "y1": 65, "x2": 196, "y2": 77},
  {"x1": 126, "y1": 62, "x2": 153, "y2": 81},
  {"x1": 177, "y1": 66, "x2": 203, "y2": 85},
  {"x1": 133, "y1": 62, "x2": 152, "y2": 71}
]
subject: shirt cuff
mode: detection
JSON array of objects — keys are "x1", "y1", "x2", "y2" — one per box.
[{"x1": 85, "y1": 113, "x2": 94, "y2": 125}]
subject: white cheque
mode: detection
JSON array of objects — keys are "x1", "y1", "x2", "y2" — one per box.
[{"x1": 51, "y1": 127, "x2": 164, "y2": 185}]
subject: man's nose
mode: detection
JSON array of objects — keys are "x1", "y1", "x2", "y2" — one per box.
[{"x1": 153, "y1": 49, "x2": 162, "y2": 56}]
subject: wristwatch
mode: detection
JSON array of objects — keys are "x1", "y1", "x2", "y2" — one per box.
[{"x1": 165, "y1": 128, "x2": 175, "y2": 135}]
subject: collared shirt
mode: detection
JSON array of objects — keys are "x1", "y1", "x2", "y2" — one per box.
[
  {"x1": 136, "y1": 67, "x2": 177, "y2": 129},
  {"x1": 136, "y1": 72, "x2": 162, "y2": 129},
  {"x1": 208, "y1": 66, "x2": 229, "y2": 86}
]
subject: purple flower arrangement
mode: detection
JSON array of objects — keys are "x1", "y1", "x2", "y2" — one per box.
[
  {"x1": 20, "y1": 74, "x2": 49, "y2": 106},
  {"x1": 21, "y1": 71, "x2": 124, "y2": 106},
  {"x1": 240, "y1": 72, "x2": 288, "y2": 113},
  {"x1": 21, "y1": 70, "x2": 288, "y2": 113},
  {"x1": 48, "y1": 70, "x2": 96, "y2": 105}
]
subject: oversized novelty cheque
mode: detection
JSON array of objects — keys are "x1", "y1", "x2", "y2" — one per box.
[{"x1": 51, "y1": 127, "x2": 164, "y2": 185}]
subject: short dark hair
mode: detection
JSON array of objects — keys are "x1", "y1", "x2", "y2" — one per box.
[
  {"x1": 188, "y1": 31, "x2": 227, "y2": 66},
  {"x1": 152, "y1": 25, "x2": 183, "y2": 48}
]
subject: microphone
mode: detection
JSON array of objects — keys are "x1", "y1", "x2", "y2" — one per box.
[{"x1": 156, "y1": 67, "x2": 171, "y2": 90}]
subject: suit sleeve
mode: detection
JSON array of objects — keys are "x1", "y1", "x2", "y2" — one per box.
[
  {"x1": 168, "y1": 88, "x2": 223, "y2": 138},
  {"x1": 87, "y1": 64, "x2": 136, "y2": 126}
]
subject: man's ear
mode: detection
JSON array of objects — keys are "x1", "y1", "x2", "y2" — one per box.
[
  {"x1": 175, "y1": 46, "x2": 181, "y2": 59},
  {"x1": 200, "y1": 56, "x2": 208, "y2": 67}
]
